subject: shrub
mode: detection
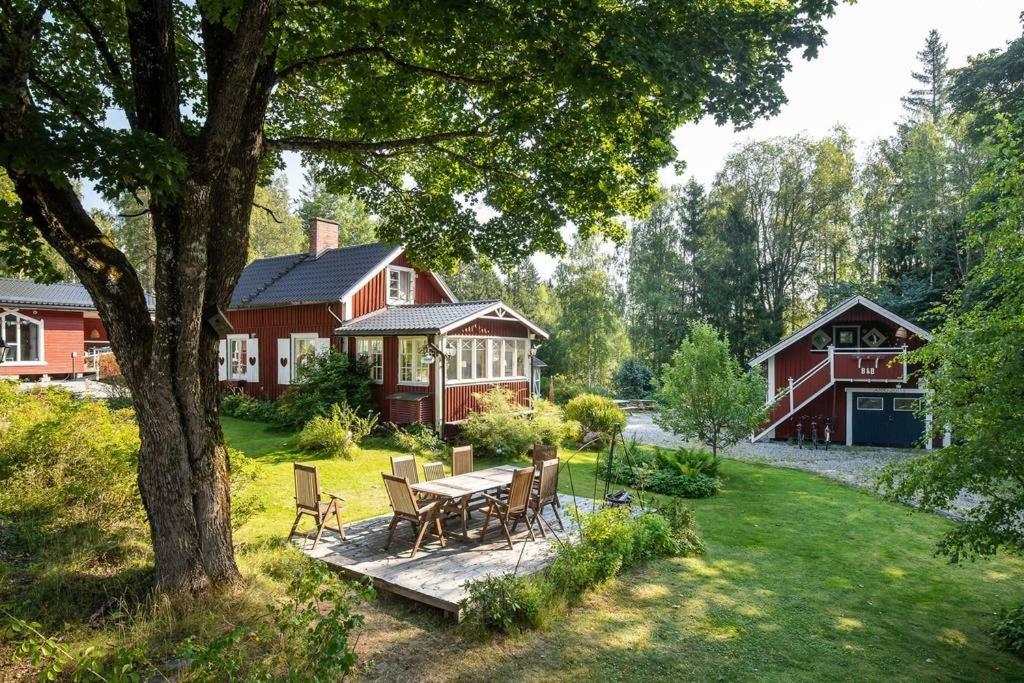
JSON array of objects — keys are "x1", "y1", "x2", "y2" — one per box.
[
  {"x1": 599, "y1": 446, "x2": 721, "y2": 499},
  {"x1": 647, "y1": 470, "x2": 721, "y2": 498},
  {"x1": 277, "y1": 351, "x2": 373, "y2": 428},
  {"x1": 461, "y1": 572, "x2": 545, "y2": 633},
  {"x1": 993, "y1": 604, "x2": 1024, "y2": 656},
  {"x1": 564, "y1": 393, "x2": 626, "y2": 443},
  {"x1": 531, "y1": 398, "x2": 576, "y2": 445},
  {"x1": 389, "y1": 422, "x2": 446, "y2": 458},
  {"x1": 549, "y1": 375, "x2": 614, "y2": 405},
  {"x1": 655, "y1": 499, "x2": 706, "y2": 556},
  {"x1": 464, "y1": 506, "x2": 704, "y2": 633},
  {"x1": 219, "y1": 391, "x2": 278, "y2": 422},
  {"x1": 298, "y1": 403, "x2": 378, "y2": 459},
  {"x1": 461, "y1": 386, "x2": 536, "y2": 458},
  {"x1": 614, "y1": 357, "x2": 655, "y2": 399},
  {"x1": 655, "y1": 446, "x2": 719, "y2": 478}
]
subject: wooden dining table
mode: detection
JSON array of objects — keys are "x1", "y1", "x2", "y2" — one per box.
[{"x1": 411, "y1": 465, "x2": 519, "y2": 539}]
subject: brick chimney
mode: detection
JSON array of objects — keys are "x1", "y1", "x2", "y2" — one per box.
[{"x1": 309, "y1": 217, "x2": 339, "y2": 257}]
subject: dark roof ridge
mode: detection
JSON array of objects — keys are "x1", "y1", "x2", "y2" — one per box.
[{"x1": 239, "y1": 253, "x2": 309, "y2": 306}]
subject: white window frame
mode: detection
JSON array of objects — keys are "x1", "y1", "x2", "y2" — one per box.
[
  {"x1": 445, "y1": 335, "x2": 530, "y2": 385},
  {"x1": 355, "y1": 336, "x2": 384, "y2": 384},
  {"x1": 290, "y1": 332, "x2": 320, "y2": 371},
  {"x1": 1, "y1": 309, "x2": 45, "y2": 365},
  {"x1": 226, "y1": 334, "x2": 249, "y2": 381},
  {"x1": 387, "y1": 266, "x2": 415, "y2": 305},
  {"x1": 398, "y1": 336, "x2": 429, "y2": 385},
  {"x1": 855, "y1": 396, "x2": 884, "y2": 411},
  {"x1": 893, "y1": 397, "x2": 921, "y2": 412}
]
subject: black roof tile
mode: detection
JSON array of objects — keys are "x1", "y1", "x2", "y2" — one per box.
[{"x1": 230, "y1": 243, "x2": 394, "y2": 308}]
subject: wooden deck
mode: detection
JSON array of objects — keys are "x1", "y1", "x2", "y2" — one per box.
[{"x1": 298, "y1": 493, "x2": 595, "y2": 618}]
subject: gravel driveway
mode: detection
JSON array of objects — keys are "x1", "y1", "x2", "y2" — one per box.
[{"x1": 624, "y1": 411, "x2": 979, "y2": 520}]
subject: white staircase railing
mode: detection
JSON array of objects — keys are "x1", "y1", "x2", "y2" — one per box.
[{"x1": 752, "y1": 349, "x2": 835, "y2": 443}]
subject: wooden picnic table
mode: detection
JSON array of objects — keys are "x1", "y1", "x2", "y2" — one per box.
[{"x1": 411, "y1": 465, "x2": 518, "y2": 539}]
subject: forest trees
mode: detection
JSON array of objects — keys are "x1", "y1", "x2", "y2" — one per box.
[
  {"x1": 623, "y1": 29, "x2": 989, "y2": 369},
  {"x1": 547, "y1": 238, "x2": 629, "y2": 388},
  {"x1": 878, "y1": 29, "x2": 1024, "y2": 566}
]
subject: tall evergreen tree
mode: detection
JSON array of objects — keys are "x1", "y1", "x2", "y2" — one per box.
[
  {"x1": 448, "y1": 257, "x2": 507, "y2": 302},
  {"x1": 902, "y1": 29, "x2": 950, "y2": 124},
  {"x1": 625, "y1": 190, "x2": 688, "y2": 369},
  {"x1": 298, "y1": 172, "x2": 377, "y2": 247}
]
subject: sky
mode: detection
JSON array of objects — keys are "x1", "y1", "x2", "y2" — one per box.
[{"x1": 81, "y1": 0, "x2": 1021, "y2": 279}]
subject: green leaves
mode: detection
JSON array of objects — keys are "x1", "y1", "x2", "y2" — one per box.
[{"x1": 655, "y1": 322, "x2": 767, "y2": 456}]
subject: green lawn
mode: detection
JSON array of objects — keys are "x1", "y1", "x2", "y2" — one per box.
[{"x1": 223, "y1": 418, "x2": 1024, "y2": 681}]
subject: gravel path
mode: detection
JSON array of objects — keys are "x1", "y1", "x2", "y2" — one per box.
[{"x1": 624, "y1": 411, "x2": 980, "y2": 520}]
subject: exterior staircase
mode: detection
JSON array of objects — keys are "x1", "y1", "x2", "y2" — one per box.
[
  {"x1": 752, "y1": 353, "x2": 835, "y2": 443},
  {"x1": 751, "y1": 345, "x2": 910, "y2": 442}
]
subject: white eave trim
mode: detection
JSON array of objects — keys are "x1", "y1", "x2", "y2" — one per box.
[
  {"x1": 748, "y1": 295, "x2": 931, "y2": 367},
  {"x1": 438, "y1": 301, "x2": 549, "y2": 339},
  {"x1": 337, "y1": 246, "x2": 405, "y2": 303},
  {"x1": 431, "y1": 272, "x2": 459, "y2": 303}
]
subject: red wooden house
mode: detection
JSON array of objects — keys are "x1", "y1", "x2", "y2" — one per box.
[
  {"x1": 0, "y1": 278, "x2": 121, "y2": 379},
  {"x1": 220, "y1": 218, "x2": 548, "y2": 430},
  {"x1": 749, "y1": 295, "x2": 946, "y2": 449}
]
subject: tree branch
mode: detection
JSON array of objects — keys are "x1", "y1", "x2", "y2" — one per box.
[
  {"x1": 28, "y1": 70, "x2": 104, "y2": 133},
  {"x1": 266, "y1": 128, "x2": 489, "y2": 155},
  {"x1": 252, "y1": 201, "x2": 283, "y2": 224},
  {"x1": 276, "y1": 45, "x2": 498, "y2": 86},
  {"x1": 61, "y1": 0, "x2": 136, "y2": 127}
]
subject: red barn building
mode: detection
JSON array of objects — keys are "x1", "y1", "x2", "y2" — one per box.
[
  {"x1": 221, "y1": 218, "x2": 548, "y2": 430},
  {"x1": 749, "y1": 295, "x2": 947, "y2": 449},
  {"x1": 0, "y1": 278, "x2": 124, "y2": 379}
]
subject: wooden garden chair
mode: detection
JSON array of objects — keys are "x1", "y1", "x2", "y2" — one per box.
[
  {"x1": 391, "y1": 454, "x2": 419, "y2": 484},
  {"x1": 479, "y1": 466, "x2": 536, "y2": 549},
  {"x1": 422, "y1": 461, "x2": 445, "y2": 482},
  {"x1": 451, "y1": 445, "x2": 473, "y2": 476},
  {"x1": 530, "y1": 458, "x2": 564, "y2": 537},
  {"x1": 288, "y1": 464, "x2": 345, "y2": 549},
  {"x1": 531, "y1": 443, "x2": 557, "y2": 470},
  {"x1": 382, "y1": 473, "x2": 446, "y2": 558}
]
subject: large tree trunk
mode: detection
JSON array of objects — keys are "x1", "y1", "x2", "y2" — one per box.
[{"x1": 0, "y1": 0, "x2": 278, "y2": 592}]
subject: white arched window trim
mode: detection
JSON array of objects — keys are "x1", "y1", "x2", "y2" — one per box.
[{"x1": 1, "y1": 309, "x2": 46, "y2": 365}]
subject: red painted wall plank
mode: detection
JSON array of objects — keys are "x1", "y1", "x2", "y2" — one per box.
[{"x1": 0, "y1": 309, "x2": 86, "y2": 377}]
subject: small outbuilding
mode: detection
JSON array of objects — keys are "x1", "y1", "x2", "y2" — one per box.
[{"x1": 749, "y1": 295, "x2": 946, "y2": 449}]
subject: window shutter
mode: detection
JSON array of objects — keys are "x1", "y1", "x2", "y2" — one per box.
[
  {"x1": 277, "y1": 338, "x2": 291, "y2": 385},
  {"x1": 246, "y1": 338, "x2": 259, "y2": 383},
  {"x1": 313, "y1": 337, "x2": 331, "y2": 355},
  {"x1": 218, "y1": 340, "x2": 227, "y2": 381}
]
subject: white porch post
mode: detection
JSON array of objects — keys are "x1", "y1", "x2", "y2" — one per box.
[{"x1": 434, "y1": 334, "x2": 445, "y2": 433}]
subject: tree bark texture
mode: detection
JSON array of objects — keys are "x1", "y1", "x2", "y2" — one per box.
[{"x1": 0, "y1": 0, "x2": 279, "y2": 592}]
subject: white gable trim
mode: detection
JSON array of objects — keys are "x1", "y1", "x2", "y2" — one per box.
[
  {"x1": 337, "y1": 247, "x2": 460, "y2": 314},
  {"x1": 338, "y1": 246, "x2": 405, "y2": 314},
  {"x1": 748, "y1": 296, "x2": 931, "y2": 367},
  {"x1": 432, "y1": 272, "x2": 458, "y2": 303},
  {"x1": 438, "y1": 301, "x2": 549, "y2": 339}
]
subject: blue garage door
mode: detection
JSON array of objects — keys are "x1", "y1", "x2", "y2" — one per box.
[{"x1": 852, "y1": 393, "x2": 925, "y2": 447}]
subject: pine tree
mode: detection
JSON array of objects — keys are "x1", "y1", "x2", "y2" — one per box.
[
  {"x1": 902, "y1": 29, "x2": 949, "y2": 124},
  {"x1": 448, "y1": 257, "x2": 507, "y2": 302},
  {"x1": 298, "y1": 171, "x2": 378, "y2": 247}
]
